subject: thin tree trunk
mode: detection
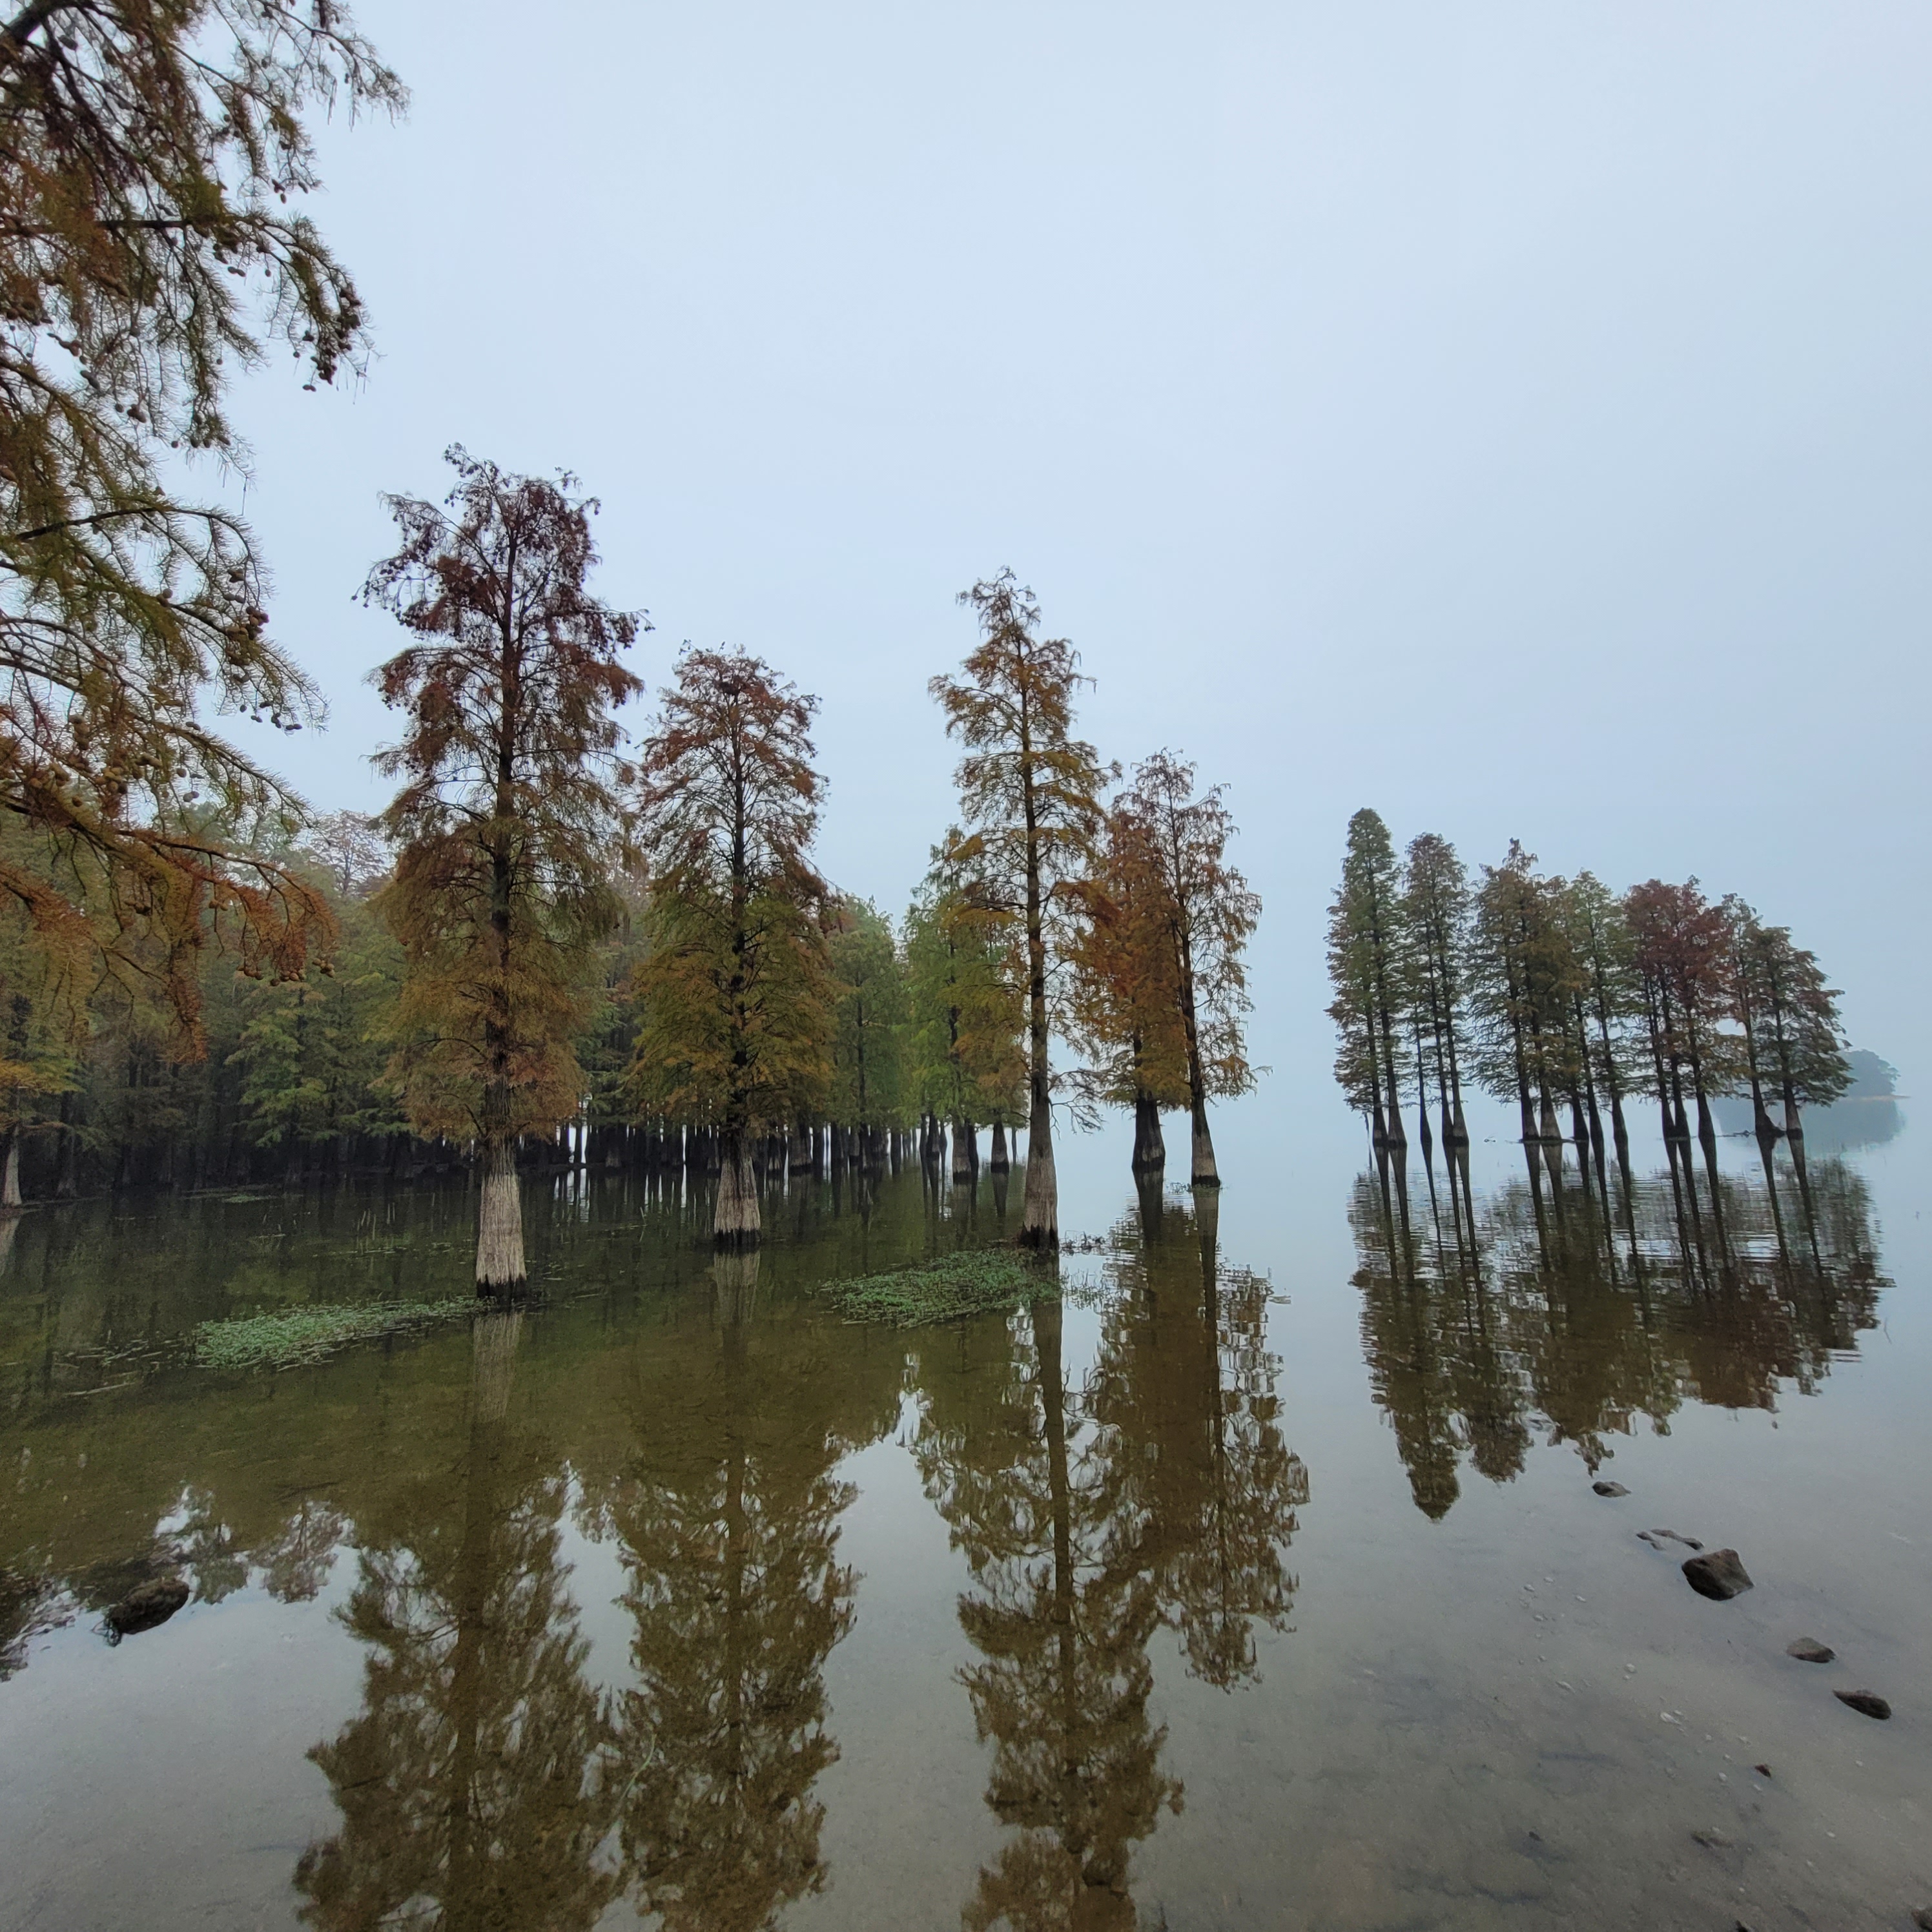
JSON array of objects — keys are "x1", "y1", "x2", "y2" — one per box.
[
  {"x1": 0, "y1": 1127, "x2": 19, "y2": 1210},
  {"x1": 989, "y1": 1118, "x2": 1010, "y2": 1173}
]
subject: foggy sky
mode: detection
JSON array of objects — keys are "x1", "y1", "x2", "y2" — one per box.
[{"x1": 220, "y1": 1, "x2": 1932, "y2": 1096}]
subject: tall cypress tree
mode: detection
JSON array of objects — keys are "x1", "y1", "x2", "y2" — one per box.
[
  {"x1": 1326, "y1": 809, "x2": 1408, "y2": 1146},
  {"x1": 631, "y1": 649, "x2": 831, "y2": 1248},
  {"x1": 930, "y1": 573, "x2": 1110, "y2": 1248},
  {"x1": 365, "y1": 450, "x2": 642, "y2": 1290}
]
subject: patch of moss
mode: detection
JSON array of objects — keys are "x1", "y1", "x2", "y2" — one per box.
[
  {"x1": 819, "y1": 1248, "x2": 1057, "y2": 1328},
  {"x1": 194, "y1": 1297, "x2": 477, "y2": 1372}
]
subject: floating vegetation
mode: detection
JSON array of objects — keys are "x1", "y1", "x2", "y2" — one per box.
[
  {"x1": 819, "y1": 1248, "x2": 1060, "y2": 1328},
  {"x1": 194, "y1": 1297, "x2": 478, "y2": 1372}
]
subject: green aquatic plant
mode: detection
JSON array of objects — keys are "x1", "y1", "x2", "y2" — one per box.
[
  {"x1": 194, "y1": 1298, "x2": 477, "y2": 1372},
  {"x1": 819, "y1": 1248, "x2": 1059, "y2": 1328}
]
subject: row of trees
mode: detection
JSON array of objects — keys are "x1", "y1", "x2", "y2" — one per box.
[
  {"x1": 1326, "y1": 810, "x2": 1851, "y2": 1156},
  {"x1": 1, "y1": 450, "x2": 1260, "y2": 1284},
  {"x1": 0, "y1": 6, "x2": 1261, "y2": 1282}
]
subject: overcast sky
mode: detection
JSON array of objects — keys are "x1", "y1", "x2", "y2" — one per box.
[{"x1": 220, "y1": 0, "x2": 1932, "y2": 1096}]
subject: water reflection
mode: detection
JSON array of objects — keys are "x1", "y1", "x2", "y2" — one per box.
[
  {"x1": 1352, "y1": 1139, "x2": 1887, "y2": 1516},
  {"x1": 296, "y1": 1311, "x2": 623, "y2": 1929},
  {"x1": 610, "y1": 1248, "x2": 882, "y2": 1931},
  {"x1": 916, "y1": 1189, "x2": 1305, "y2": 1926}
]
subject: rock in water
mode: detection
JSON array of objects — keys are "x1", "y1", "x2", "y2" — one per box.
[
  {"x1": 1682, "y1": 1550, "x2": 1753, "y2": 1601},
  {"x1": 105, "y1": 1576, "x2": 189, "y2": 1636},
  {"x1": 1834, "y1": 1689, "x2": 1891, "y2": 1721},
  {"x1": 1592, "y1": 1481, "x2": 1629, "y2": 1497},
  {"x1": 1785, "y1": 1637, "x2": 1835, "y2": 1664}
]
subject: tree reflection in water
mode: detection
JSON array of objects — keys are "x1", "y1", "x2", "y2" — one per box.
[
  {"x1": 610, "y1": 1249, "x2": 866, "y2": 1932},
  {"x1": 1353, "y1": 1136, "x2": 1888, "y2": 1517},
  {"x1": 295, "y1": 1308, "x2": 624, "y2": 1931},
  {"x1": 918, "y1": 1186, "x2": 1306, "y2": 1929}
]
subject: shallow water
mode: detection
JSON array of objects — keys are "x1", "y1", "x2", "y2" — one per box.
[{"x1": 1, "y1": 1105, "x2": 1927, "y2": 1931}]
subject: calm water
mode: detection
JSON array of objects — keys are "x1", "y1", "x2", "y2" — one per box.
[{"x1": 1, "y1": 1100, "x2": 1927, "y2": 1931}]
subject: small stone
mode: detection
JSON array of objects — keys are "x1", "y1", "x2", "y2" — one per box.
[
  {"x1": 1692, "y1": 1827, "x2": 1734, "y2": 1849},
  {"x1": 104, "y1": 1576, "x2": 189, "y2": 1636},
  {"x1": 1681, "y1": 1549, "x2": 1751, "y2": 1600},
  {"x1": 1753, "y1": 1762, "x2": 1771, "y2": 1777},
  {"x1": 1785, "y1": 1637, "x2": 1835, "y2": 1664},
  {"x1": 1909, "y1": 1908, "x2": 1932, "y2": 1931},
  {"x1": 1593, "y1": 1481, "x2": 1629, "y2": 1497},
  {"x1": 1834, "y1": 1689, "x2": 1891, "y2": 1721}
]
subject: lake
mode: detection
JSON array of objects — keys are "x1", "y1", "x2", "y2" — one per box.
[{"x1": 1, "y1": 1097, "x2": 1927, "y2": 1931}]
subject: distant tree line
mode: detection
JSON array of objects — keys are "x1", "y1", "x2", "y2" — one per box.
[
  {"x1": 0, "y1": 6, "x2": 1262, "y2": 1287},
  {"x1": 1326, "y1": 809, "x2": 1851, "y2": 1158}
]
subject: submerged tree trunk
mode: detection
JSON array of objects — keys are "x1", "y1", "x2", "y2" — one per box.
[
  {"x1": 1131, "y1": 1095, "x2": 1165, "y2": 1171},
  {"x1": 714, "y1": 1127, "x2": 760, "y2": 1248},
  {"x1": 951, "y1": 1118, "x2": 976, "y2": 1184},
  {"x1": 989, "y1": 1118, "x2": 1010, "y2": 1173},
  {"x1": 1189, "y1": 1094, "x2": 1220, "y2": 1187},
  {"x1": 475, "y1": 1135, "x2": 526, "y2": 1292}
]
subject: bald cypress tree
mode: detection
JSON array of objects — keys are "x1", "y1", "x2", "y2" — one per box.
[
  {"x1": 1116, "y1": 752, "x2": 1258, "y2": 1188},
  {"x1": 366, "y1": 451, "x2": 642, "y2": 1291},
  {"x1": 1399, "y1": 833, "x2": 1471, "y2": 1147},
  {"x1": 1326, "y1": 809, "x2": 1408, "y2": 1146},
  {"x1": 930, "y1": 573, "x2": 1110, "y2": 1248},
  {"x1": 631, "y1": 650, "x2": 832, "y2": 1248},
  {"x1": 1724, "y1": 904, "x2": 1849, "y2": 1142}
]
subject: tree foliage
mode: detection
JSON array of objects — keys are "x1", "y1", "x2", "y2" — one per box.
[
  {"x1": 1, "y1": 0, "x2": 404, "y2": 1040},
  {"x1": 630, "y1": 649, "x2": 830, "y2": 1231},
  {"x1": 366, "y1": 449, "x2": 642, "y2": 1151}
]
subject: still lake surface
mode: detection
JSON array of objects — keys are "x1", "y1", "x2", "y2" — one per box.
[{"x1": 1, "y1": 1093, "x2": 1926, "y2": 1931}]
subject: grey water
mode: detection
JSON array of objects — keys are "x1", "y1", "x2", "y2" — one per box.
[{"x1": 1, "y1": 1089, "x2": 1927, "y2": 1931}]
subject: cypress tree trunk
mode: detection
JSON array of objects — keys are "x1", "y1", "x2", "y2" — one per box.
[
  {"x1": 714, "y1": 1127, "x2": 759, "y2": 1248},
  {"x1": 1131, "y1": 1095, "x2": 1164, "y2": 1170},
  {"x1": 989, "y1": 1118, "x2": 1010, "y2": 1173},
  {"x1": 475, "y1": 1133, "x2": 526, "y2": 1291},
  {"x1": 951, "y1": 1117, "x2": 975, "y2": 1184},
  {"x1": 1189, "y1": 1094, "x2": 1220, "y2": 1187},
  {"x1": 0, "y1": 1127, "x2": 19, "y2": 1209}
]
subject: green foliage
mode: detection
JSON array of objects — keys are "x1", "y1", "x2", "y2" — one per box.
[
  {"x1": 819, "y1": 1249, "x2": 1058, "y2": 1328},
  {"x1": 827, "y1": 899, "x2": 909, "y2": 1129},
  {"x1": 230, "y1": 894, "x2": 406, "y2": 1150},
  {"x1": 1467, "y1": 842, "x2": 1586, "y2": 1120},
  {"x1": 903, "y1": 842, "x2": 1025, "y2": 1126},
  {"x1": 1326, "y1": 808, "x2": 1407, "y2": 1120},
  {"x1": 630, "y1": 650, "x2": 832, "y2": 1141},
  {"x1": 194, "y1": 1297, "x2": 475, "y2": 1372}
]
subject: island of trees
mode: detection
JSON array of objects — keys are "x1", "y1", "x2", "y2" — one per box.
[
  {"x1": 1326, "y1": 809, "x2": 1851, "y2": 1162},
  {"x1": 0, "y1": 3, "x2": 1262, "y2": 1287}
]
